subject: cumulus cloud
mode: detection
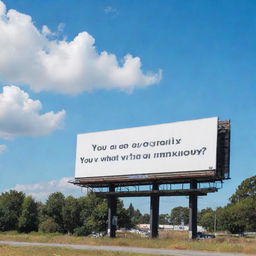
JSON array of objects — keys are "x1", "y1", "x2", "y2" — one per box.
[
  {"x1": 0, "y1": 1, "x2": 162, "y2": 95},
  {"x1": 0, "y1": 144, "x2": 7, "y2": 154},
  {"x1": 0, "y1": 85, "x2": 65, "y2": 139},
  {"x1": 11, "y1": 177, "x2": 85, "y2": 201}
]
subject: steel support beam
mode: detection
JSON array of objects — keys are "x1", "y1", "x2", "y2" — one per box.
[
  {"x1": 150, "y1": 183, "x2": 159, "y2": 238},
  {"x1": 94, "y1": 187, "x2": 217, "y2": 198},
  {"x1": 189, "y1": 181, "x2": 198, "y2": 239},
  {"x1": 107, "y1": 185, "x2": 117, "y2": 238}
]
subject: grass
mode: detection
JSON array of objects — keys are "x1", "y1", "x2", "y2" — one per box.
[
  {"x1": 0, "y1": 231, "x2": 255, "y2": 254},
  {"x1": 0, "y1": 245, "x2": 153, "y2": 256}
]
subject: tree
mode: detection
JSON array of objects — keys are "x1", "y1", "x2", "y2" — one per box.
[
  {"x1": 229, "y1": 175, "x2": 256, "y2": 203},
  {"x1": 198, "y1": 207, "x2": 226, "y2": 232},
  {"x1": 199, "y1": 211, "x2": 215, "y2": 232},
  {"x1": 78, "y1": 193, "x2": 108, "y2": 234},
  {"x1": 78, "y1": 195, "x2": 136, "y2": 233},
  {"x1": 170, "y1": 207, "x2": 189, "y2": 225},
  {"x1": 198, "y1": 207, "x2": 213, "y2": 219},
  {"x1": 219, "y1": 197, "x2": 256, "y2": 234},
  {"x1": 219, "y1": 175, "x2": 256, "y2": 233},
  {"x1": 198, "y1": 207, "x2": 214, "y2": 231},
  {"x1": 39, "y1": 217, "x2": 61, "y2": 233},
  {"x1": 0, "y1": 204, "x2": 8, "y2": 231},
  {"x1": 117, "y1": 200, "x2": 132, "y2": 229},
  {"x1": 159, "y1": 214, "x2": 170, "y2": 225},
  {"x1": 63, "y1": 196, "x2": 81, "y2": 234},
  {"x1": 219, "y1": 203, "x2": 246, "y2": 234},
  {"x1": 89, "y1": 199, "x2": 108, "y2": 232},
  {"x1": 18, "y1": 196, "x2": 39, "y2": 233},
  {"x1": 0, "y1": 190, "x2": 25, "y2": 231},
  {"x1": 197, "y1": 176, "x2": 256, "y2": 234},
  {"x1": 37, "y1": 202, "x2": 47, "y2": 225},
  {"x1": 242, "y1": 197, "x2": 256, "y2": 231},
  {"x1": 139, "y1": 213, "x2": 150, "y2": 224},
  {"x1": 127, "y1": 203, "x2": 142, "y2": 226},
  {"x1": 45, "y1": 192, "x2": 65, "y2": 232}
]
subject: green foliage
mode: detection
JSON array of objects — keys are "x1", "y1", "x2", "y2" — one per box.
[
  {"x1": 221, "y1": 175, "x2": 256, "y2": 233},
  {"x1": 0, "y1": 190, "x2": 131, "y2": 235},
  {"x1": 220, "y1": 204, "x2": 246, "y2": 234},
  {"x1": 45, "y1": 192, "x2": 65, "y2": 232},
  {"x1": 18, "y1": 196, "x2": 39, "y2": 233},
  {"x1": 159, "y1": 214, "x2": 170, "y2": 225},
  {"x1": 199, "y1": 207, "x2": 213, "y2": 217},
  {"x1": 90, "y1": 199, "x2": 108, "y2": 232},
  {"x1": 219, "y1": 197, "x2": 256, "y2": 233},
  {"x1": 39, "y1": 217, "x2": 61, "y2": 233},
  {"x1": 0, "y1": 190, "x2": 25, "y2": 231},
  {"x1": 1, "y1": 175, "x2": 254, "y2": 236},
  {"x1": 170, "y1": 206, "x2": 189, "y2": 225},
  {"x1": 139, "y1": 213, "x2": 150, "y2": 224},
  {"x1": 73, "y1": 226, "x2": 91, "y2": 236},
  {"x1": 78, "y1": 193, "x2": 108, "y2": 233},
  {"x1": 63, "y1": 196, "x2": 81, "y2": 234},
  {"x1": 199, "y1": 211, "x2": 215, "y2": 232},
  {"x1": 127, "y1": 203, "x2": 142, "y2": 226},
  {"x1": 199, "y1": 176, "x2": 256, "y2": 234},
  {"x1": 199, "y1": 207, "x2": 227, "y2": 232},
  {"x1": 198, "y1": 207, "x2": 214, "y2": 231},
  {"x1": 229, "y1": 175, "x2": 256, "y2": 203},
  {"x1": 242, "y1": 197, "x2": 256, "y2": 231},
  {"x1": 37, "y1": 202, "x2": 47, "y2": 225},
  {"x1": 117, "y1": 200, "x2": 132, "y2": 229}
]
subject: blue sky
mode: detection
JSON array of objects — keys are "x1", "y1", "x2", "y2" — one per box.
[{"x1": 0, "y1": 0, "x2": 255, "y2": 214}]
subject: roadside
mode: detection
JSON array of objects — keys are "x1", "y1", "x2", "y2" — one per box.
[
  {"x1": 0, "y1": 232, "x2": 255, "y2": 255},
  {"x1": 0, "y1": 240, "x2": 254, "y2": 256}
]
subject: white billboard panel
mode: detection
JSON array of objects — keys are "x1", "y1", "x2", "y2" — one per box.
[{"x1": 75, "y1": 117, "x2": 218, "y2": 178}]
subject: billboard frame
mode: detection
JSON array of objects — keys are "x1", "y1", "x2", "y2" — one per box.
[{"x1": 72, "y1": 120, "x2": 230, "y2": 188}]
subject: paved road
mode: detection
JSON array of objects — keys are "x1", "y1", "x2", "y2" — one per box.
[{"x1": 0, "y1": 240, "x2": 254, "y2": 256}]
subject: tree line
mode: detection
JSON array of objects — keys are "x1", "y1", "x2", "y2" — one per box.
[
  {"x1": 156, "y1": 175, "x2": 256, "y2": 234},
  {"x1": 0, "y1": 175, "x2": 255, "y2": 235},
  {"x1": 0, "y1": 190, "x2": 152, "y2": 235},
  {"x1": 199, "y1": 175, "x2": 256, "y2": 233}
]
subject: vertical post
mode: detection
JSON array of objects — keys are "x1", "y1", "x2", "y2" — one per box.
[
  {"x1": 150, "y1": 183, "x2": 159, "y2": 238},
  {"x1": 108, "y1": 184, "x2": 117, "y2": 238},
  {"x1": 189, "y1": 180, "x2": 198, "y2": 239}
]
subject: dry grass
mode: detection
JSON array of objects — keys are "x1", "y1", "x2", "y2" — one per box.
[
  {"x1": 0, "y1": 231, "x2": 255, "y2": 254},
  {"x1": 0, "y1": 245, "x2": 151, "y2": 256}
]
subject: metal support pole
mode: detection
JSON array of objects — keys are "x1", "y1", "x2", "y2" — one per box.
[
  {"x1": 150, "y1": 183, "x2": 159, "y2": 238},
  {"x1": 189, "y1": 180, "x2": 198, "y2": 239},
  {"x1": 108, "y1": 184, "x2": 117, "y2": 238}
]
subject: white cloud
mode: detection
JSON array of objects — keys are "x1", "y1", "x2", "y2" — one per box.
[
  {"x1": 104, "y1": 6, "x2": 118, "y2": 15},
  {"x1": 0, "y1": 144, "x2": 7, "y2": 154},
  {"x1": 0, "y1": 1, "x2": 162, "y2": 95},
  {"x1": 0, "y1": 85, "x2": 65, "y2": 139},
  {"x1": 42, "y1": 23, "x2": 65, "y2": 38},
  {"x1": 41, "y1": 25, "x2": 55, "y2": 37},
  {"x1": 11, "y1": 177, "x2": 85, "y2": 201}
]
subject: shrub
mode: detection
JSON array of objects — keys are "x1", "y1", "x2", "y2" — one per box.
[
  {"x1": 39, "y1": 217, "x2": 61, "y2": 233},
  {"x1": 73, "y1": 226, "x2": 91, "y2": 236}
]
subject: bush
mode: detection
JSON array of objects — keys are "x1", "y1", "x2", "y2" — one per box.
[
  {"x1": 73, "y1": 226, "x2": 91, "y2": 236},
  {"x1": 39, "y1": 218, "x2": 61, "y2": 233}
]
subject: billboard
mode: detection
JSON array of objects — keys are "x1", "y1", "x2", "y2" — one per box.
[{"x1": 75, "y1": 117, "x2": 218, "y2": 179}]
